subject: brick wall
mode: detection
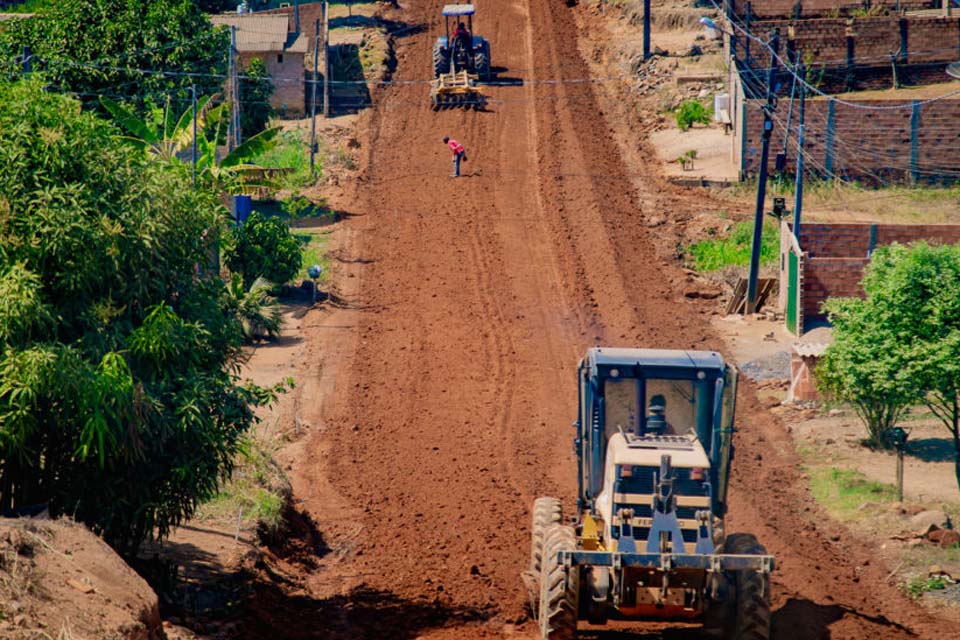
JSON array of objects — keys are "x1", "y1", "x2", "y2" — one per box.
[
  {"x1": 802, "y1": 257, "x2": 868, "y2": 320},
  {"x1": 239, "y1": 52, "x2": 306, "y2": 116},
  {"x1": 739, "y1": 16, "x2": 960, "y2": 69},
  {"x1": 738, "y1": 95, "x2": 960, "y2": 179},
  {"x1": 793, "y1": 223, "x2": 960, "y2": 322},
  {"x1": 731, "y1": 0, "x2": 932, "y2": 18},
  {"x1": 796, "y1": 223, "x2": 872, "y2": 257}
]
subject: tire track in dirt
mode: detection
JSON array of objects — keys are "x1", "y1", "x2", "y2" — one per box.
[{"x1": 278, "y1": 0, "x2": 952, "y2": 637}]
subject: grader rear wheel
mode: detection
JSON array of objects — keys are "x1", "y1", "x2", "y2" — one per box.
[
  {"x1": 724, "y1": 533, "x2": 771, "y2": 640},
  {"x1": 539, "y1": 524, "x2": 578, "y2": 640}
]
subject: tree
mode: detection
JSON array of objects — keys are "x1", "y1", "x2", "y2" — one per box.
[
  {"x1": 0, "y1": 80, "x2": 277, "y2": 556},
  {"x1": 240, "y1": 57, "x2": 274, "y2": 139},
  {"x1": 225, "y1": 211, "x2": 303, "y2": 288},
  {"x1": 0, "y1": 0, "x2": 228, "y2": 112},
  {"x1": 856, "y1": 243, "x2": 960, "y2": 491},
  {"x1": 100, "y1": 95, "x2": 281, "y2": 195},
  {"x1": 817, "y1": 294, "x2": 918, "y2": 450},
  {"x1": 818, "y1": 242, "x2": 960, "y2": 487}
]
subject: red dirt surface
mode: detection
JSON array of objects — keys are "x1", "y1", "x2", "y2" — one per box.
[{"x1": 243, "y1": 0, "x2": 951, "y2": 638}]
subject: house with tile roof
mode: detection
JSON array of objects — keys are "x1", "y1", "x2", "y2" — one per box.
[{"x1": 211, "y1": 13, "x2": 310, "y2": 115}]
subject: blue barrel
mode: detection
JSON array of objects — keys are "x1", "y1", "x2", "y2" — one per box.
[{"x1": 235, "y1": 194, "x2": 253, "y2": 226}]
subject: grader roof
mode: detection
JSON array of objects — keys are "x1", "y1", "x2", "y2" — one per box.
[{"x1": 587, "y1": 347, "x2": 723, "y2": 373}]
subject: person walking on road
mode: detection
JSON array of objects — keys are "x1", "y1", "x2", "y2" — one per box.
[{"x1": 443, "y1": 136, "x2": 466, "y2": 177}]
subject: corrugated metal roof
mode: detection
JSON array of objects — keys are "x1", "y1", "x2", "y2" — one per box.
[
  {"x1": 792, "y1": 343, "x2": 828, "y2": 358},
  {"x1": 210, "y1": 14, "x2": 309, "y2": 54}
]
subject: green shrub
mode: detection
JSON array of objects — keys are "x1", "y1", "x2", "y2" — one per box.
[
  {"x1": 252, "y1": 129, "x2": 315, "y2": 190},
  {"x1": 903, "y1": 575, "x2": 952, "y2": 599},
  {"x1": 675, "y1": 100, "x2": 712, "y2": 131},
  {"x1": 687, "y1": 219, "x2": 778, "y2": 272},
  {"x1": 226, "y1": 211, "x2": 303, "y2": 288}
]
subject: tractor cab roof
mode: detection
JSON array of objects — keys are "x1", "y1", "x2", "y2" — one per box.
[
  {"x1": 442, "y1": 4, "x2": 475, "y2": 16},
  {"x1": 585, "y1": 347, "x2": 724, "y2": 379}
]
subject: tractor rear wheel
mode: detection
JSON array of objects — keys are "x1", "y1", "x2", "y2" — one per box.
[
  {"x1": 723, "y1": 533, "x2": 771, "y2": 640},
  {"x1": 539, "y1": 524, "x2": 578, "y2": 640},
  {"x1": 473, "y1": 46, "x2": 490, "y2": 81},
  {"x1": 433, "y1": 42, "x2": 447, "y2": 78},
  {"x1": 524, "y1": 497, "x2": 562, "y2": 617}
]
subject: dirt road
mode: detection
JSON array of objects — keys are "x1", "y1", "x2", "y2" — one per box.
[{"x1": 249, "y1": 0, "x2": 948, "y2": 637}]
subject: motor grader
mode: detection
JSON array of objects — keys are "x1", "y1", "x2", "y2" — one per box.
[{"x1": 526, "y1": 347, "x2": 773, "y2": 639}]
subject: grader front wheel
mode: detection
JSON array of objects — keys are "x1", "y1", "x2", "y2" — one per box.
[
  {"x1": 539, "y1": 524, "x2": 578, "y2": 640},
  {"x1": 524, "y1": 497, "x2": 562, "y2": 616}
]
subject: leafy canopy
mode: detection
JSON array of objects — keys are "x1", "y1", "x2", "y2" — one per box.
[
  {"x1": 818, "y1": 242, "x2": 960, "y2": 473},
  {"x1": 0, "y1": 0, "x2": 228, "y2": 112},
  {"x1": 100, "y1": 94, "x2": 281, "y2": 195},
  {"x1": 226, "y1": 211, "x2": 303, "y2": 289},
  {"x1": 240, "y1": 57, "x2": 275, "y2": 139},
  {"x1": 0, "y1": 80, "x2": 274, "y2": 555}
]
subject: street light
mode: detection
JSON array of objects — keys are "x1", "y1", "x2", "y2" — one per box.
[
  {"x1": 888, "y1": 426, "x2": 910, "y2": 502},
  {"x1": 947, "y1": 61, "x2": 960, "y2": 80},
  {"x1": 307, "y1": 264, "x2": 323, "y2": 303},
  {"x1": 699, "y1": 16, "x2": 726, "y2": 39}
]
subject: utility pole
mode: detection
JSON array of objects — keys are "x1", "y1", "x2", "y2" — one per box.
[
  {"x1": 191, "y1": 84, "x2": 198, "y2": 190},
  {"x1": 745, "y1": 28, "x2": 780, "y2": 315},
  {"x1": 793, "y1": 62, "x2": 805, "y2": 245},
  {"x1": 643, "y1": 0, "x2": 651, "y2": 60},
  {"x1": 310, "y1": 18, "x2": 320, "y2": 173},
  {"x1": 323, "y1": 1, "x2": 330, "y2": 117},
  {"x1": 227, "y1": 25, "x2": 237, "y2": 152},
  {"x1": 233, "y1": 25, "x2": 242, "y2": 148}
]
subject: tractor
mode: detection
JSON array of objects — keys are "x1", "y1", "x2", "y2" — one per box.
[
  {"x1": 526, "y1": 347, "x2": 774, "y2": 639},
  {"x1": 432, "y1": 4, "x2": 491, "y2": 80}
]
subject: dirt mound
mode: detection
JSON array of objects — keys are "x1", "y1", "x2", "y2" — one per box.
[{"x1": 0, "y1": 518, "x2": 161, "y2": 639}]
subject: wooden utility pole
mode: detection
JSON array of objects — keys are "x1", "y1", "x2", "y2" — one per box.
[
  {"x1": 323, "y1": 1, "x2": 330, "y2": 117},
  {"x1": 310, "y1": 18, "x2": 320, "y2": 173},
  {"x1": 233, "y1": 25, "x2": 242, "y2": 148},
  {"x1": 191, "y1": 84, "x2": 198, "y2": 190},
  {"x1": 228, "y1": 25, "x2": 238, "y2": 152}
]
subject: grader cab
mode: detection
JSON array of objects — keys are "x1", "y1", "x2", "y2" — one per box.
[{"x1": 526, "y1": 347, "x2": 773, "y2": 639}]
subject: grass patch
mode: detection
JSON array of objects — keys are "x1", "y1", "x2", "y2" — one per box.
[
  {"x1": 252, "y1": 129, "x2": 317, "y2": 190},
  {"x1": 723, "y1": 179, "x2": 960, "y2": 225},
  {"x1": 902, "y1": 574, "x2": 954, "y2": 599},
  {"x1": 686, "y1": 219, "x2": 778, "y2": 272},
  {"x1": 293, "y1": 227, "x2": 331, "y2": 282},
  {"x1": 198, "y1": 433, "x2": 290, "y2": 536},
  {"x1": 808, "y1": 466, "x2": 897, "y2": 520}
]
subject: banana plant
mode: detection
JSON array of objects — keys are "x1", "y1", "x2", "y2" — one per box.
[{"x1": 100, "y1": 95, "x2": 281, "y2": 195}]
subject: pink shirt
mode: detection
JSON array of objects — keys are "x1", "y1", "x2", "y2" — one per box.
[{"x1": 447, "y1": 139, "x2": 465, "y2": 155}]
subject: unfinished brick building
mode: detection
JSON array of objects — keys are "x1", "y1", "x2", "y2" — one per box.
[{"x1": 725, "y1": 0, "x2": 960, "y2": 181}]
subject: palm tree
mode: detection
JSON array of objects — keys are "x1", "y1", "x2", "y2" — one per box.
[{"x1": 100, "y1": 95, "x2": 281, "y2": 195}]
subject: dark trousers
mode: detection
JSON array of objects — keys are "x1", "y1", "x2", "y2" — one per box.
[{"x1": 452, "y1": 151, "x2": 464, "y2": 177}]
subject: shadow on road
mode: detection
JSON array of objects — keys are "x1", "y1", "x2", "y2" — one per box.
[
  {"x1": 242, "y1": 584, "x2": 494, "y2": 640},
  {"x1": 905, "y1": 437, "x2": 956, "y2": 463}
]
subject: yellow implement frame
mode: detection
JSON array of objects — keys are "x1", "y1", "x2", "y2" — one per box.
[{"x1": 430, "y1": 70, "x2": 486, "y2": 110}]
